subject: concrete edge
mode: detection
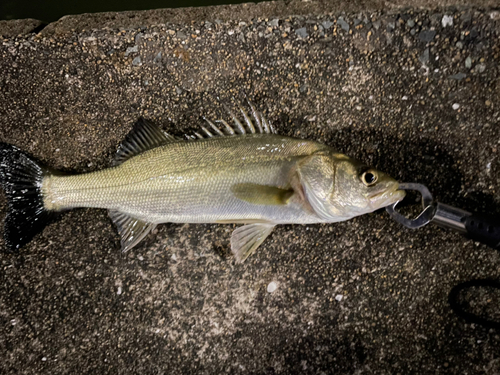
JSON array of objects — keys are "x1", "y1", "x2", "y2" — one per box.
[
  {"x1": 0, "y1": 0, "x2": 499, "y2": 38},
  {"x1": 0, "y1": 18, "x2": 44, "y2": 38}
]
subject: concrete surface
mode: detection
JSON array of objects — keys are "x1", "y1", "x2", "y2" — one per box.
[
  {"x1": 1, "y1": 1, "x2": 500, "y2": 374},
  {"x1": 0, "y1": 18, "x2": 44, "y2": 38}
]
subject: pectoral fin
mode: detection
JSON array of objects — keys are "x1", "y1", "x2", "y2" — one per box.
[
  {"x1": 109, "y1": 210, "x2": 157, "y2": 252},
  {"x1": 231, "y1": 223, "x2": 275, "y2": 262},
  {"x1": 231, "y1": 183, "x2": 293, "y2": 206}
]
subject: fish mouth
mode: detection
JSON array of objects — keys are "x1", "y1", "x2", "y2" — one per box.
[{"x1": 369, "y1": 183, "x2": 406, "y2": 209}]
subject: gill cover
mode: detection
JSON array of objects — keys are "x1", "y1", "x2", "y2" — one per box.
[{"x1": 296, "y1": 151, "x2": 339, "y2": 221}]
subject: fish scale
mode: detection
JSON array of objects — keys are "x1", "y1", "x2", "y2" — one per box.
[
  {"x1": 44, "y1": 134, "x2": 328, "y2": 224},
  {"x1": 0, "y1": 104, "x2": 404, "y2": 261}
]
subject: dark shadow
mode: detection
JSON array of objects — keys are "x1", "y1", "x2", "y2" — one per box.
[
  {"x1": 30, "y1": 23, "x2": 47, "y2": 34},
  {"x1": 232, "y1": 314, "x2": 368, "y2": 374},
  {"x1": 279, "y1": 117, "x2": 500, "y2": 218}
]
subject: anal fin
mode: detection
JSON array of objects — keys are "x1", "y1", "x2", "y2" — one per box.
[
  {"x1": 109, "y1": 210, "x2": 157, "y2": 252},
  {"x1": 231, "y1": 223, "x2": 275, "y2": 263}
]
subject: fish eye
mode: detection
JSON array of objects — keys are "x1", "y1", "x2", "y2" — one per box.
[{"x1": 361, "y1": 170, "x2": 378, "y2": 186}]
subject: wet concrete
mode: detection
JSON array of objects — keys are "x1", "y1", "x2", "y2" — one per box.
[{"x1": 1, "y1": 1, "x2": 500, "y2": 374}]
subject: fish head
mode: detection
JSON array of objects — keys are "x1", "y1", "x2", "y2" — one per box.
[
  {"x1": 298, "y1": 151, "x2": 405, "y2": 220},
  {"x1": 332, "y1": 156, "x2": 406, "y2": 216}
]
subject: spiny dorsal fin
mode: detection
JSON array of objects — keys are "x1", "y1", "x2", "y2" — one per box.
[
  {"x1": 231, "y1": 223, "x2": 275, "y2": 263},
  {"x1": 113, "y1": 118, "x2": 177, "y2": 166},
  {"x1": 108, "y1": 210, "x2": 157, "y2": 252},
  {"x1": 193, "y1": 101, "x2": 276, "y2": 139}
]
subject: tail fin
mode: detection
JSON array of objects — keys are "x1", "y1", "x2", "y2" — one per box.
[{"x1": 0, "y1": 143, "x2": 53, "y2": 251}]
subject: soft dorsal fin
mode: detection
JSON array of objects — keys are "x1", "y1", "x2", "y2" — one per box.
[
  {"x1": 108, "y1": 210, "x2": 157, "y2": 252},
  {"x1": 113, "y1": 118, "x2": 177, "y2": 166}
]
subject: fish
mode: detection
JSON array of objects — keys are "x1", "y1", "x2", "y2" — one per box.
[{"x1": 0, "y1": 102, "x2": 405, "y2": 262}]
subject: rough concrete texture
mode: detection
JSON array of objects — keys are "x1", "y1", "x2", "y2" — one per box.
[
  {"x1": 0, "y1": 18, "x2": 44, "y2": 38},
  {"x1": 1, "y1": 0, "x2": 499, "y2": 37},
  {"x1": 1, "y1": 2, "x2": 500, "y2": 374},
  {"x1": 34, "y1": 0, "x2": 500, "y2": 36}
]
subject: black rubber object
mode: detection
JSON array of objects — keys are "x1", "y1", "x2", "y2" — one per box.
[
  {"x1": 464, "y1": 213, "x2": 500, "y2": 249},
  {"x1": 449, "y1": 279, "x2": 500, "y2": 330}
]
